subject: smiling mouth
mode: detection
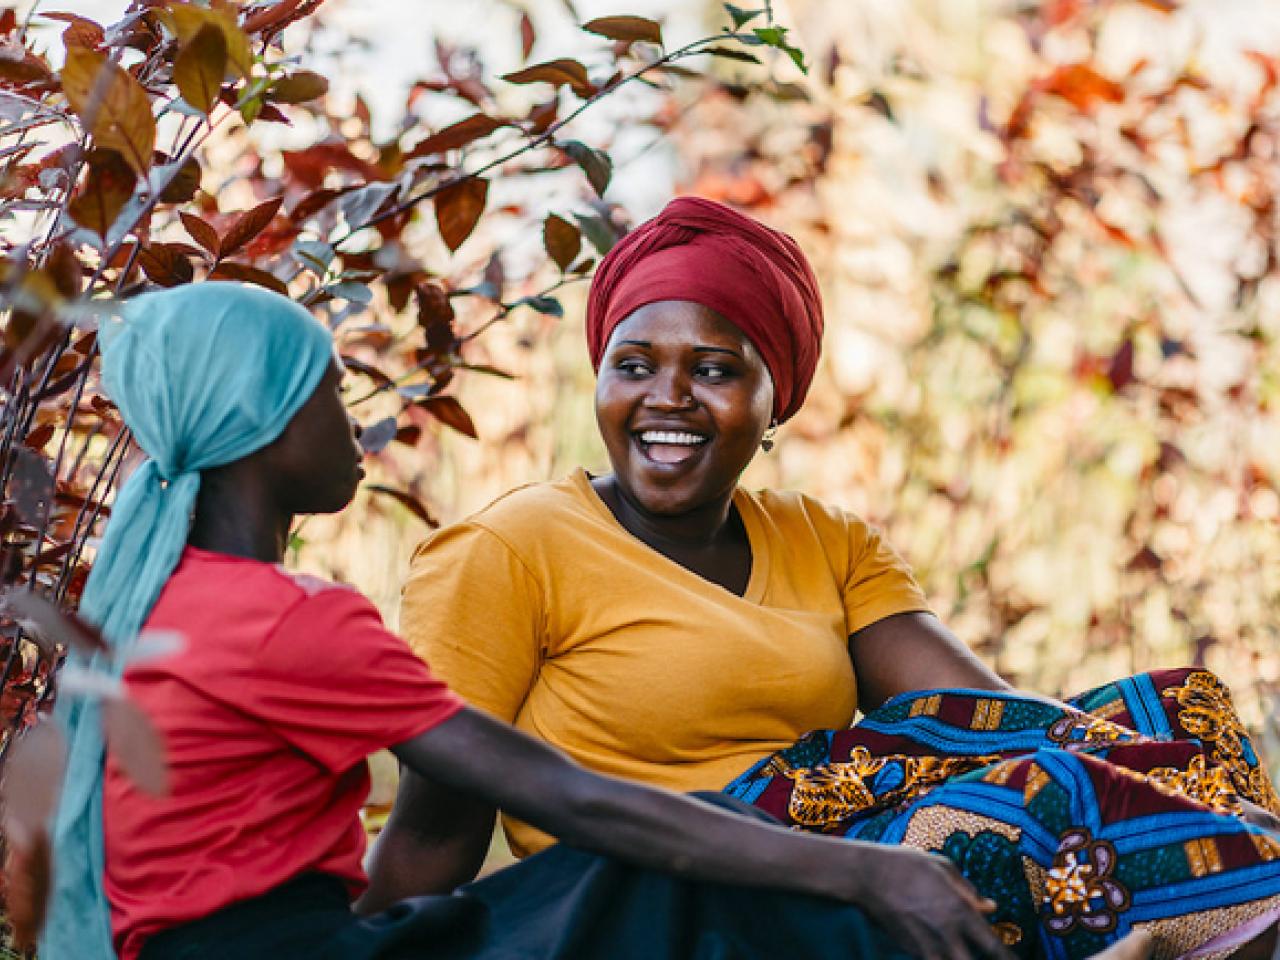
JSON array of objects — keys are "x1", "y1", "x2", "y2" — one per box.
[{"x1": 636, "y1": 430, "x2": 708, "y2": 465}]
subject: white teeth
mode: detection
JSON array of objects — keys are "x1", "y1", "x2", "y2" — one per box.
[{"x1": 640, "y1": 431, "x2": 707, "y2": 446}]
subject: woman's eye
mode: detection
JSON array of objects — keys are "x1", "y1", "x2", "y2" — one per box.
[
  {"x1": 617, "y1": 358, "x2": 652, "y2": 376},
  {"x1": 696, "y1": 364, "x2": 732, "y2": 381}
]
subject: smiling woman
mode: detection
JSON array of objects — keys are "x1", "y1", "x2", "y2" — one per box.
[{"x1": 392, "y1": 198, "x2": 1280, "y2": 959}]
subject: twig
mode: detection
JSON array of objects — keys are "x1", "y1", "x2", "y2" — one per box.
[{"x1": 332, "y1": 35, "x2": 733, "y2": 247}]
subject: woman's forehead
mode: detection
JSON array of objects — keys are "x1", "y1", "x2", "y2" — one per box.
[{"x1": 608, "y1": 300, "x2": 753, "y2": 350}]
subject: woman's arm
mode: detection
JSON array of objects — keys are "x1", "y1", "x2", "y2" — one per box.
[
  {"x1": 390, "y1": 705, "x2": 1011, "y2": 960},
  {"x1": 849, "y1": 611, "x2": 1011, "y2": 711},
  {"x1": 357, "y1": 770, "x2": 495, "y2": 913}
]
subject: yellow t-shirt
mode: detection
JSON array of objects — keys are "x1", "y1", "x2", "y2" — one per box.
[{"x1": 400, "y1": 469, "x2": 928, "y2": 856}]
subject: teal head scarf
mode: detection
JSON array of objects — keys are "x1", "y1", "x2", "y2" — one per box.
[{"x1": 43, "y1": 282, "x2": 335, "y2": 960}]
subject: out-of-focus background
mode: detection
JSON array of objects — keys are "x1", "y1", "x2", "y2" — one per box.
[
  {"x1": 15, "y1": 0, "x2": 1280, "y2": 744},
  {"x1": 311, "y1": 0, "x2": 1280, "y2": 747}
]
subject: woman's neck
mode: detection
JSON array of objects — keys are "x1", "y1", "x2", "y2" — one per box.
[
  {"x1": 593, "y1": 474, "x2": 738, "y2": 549},
  {"x1": 187, "y1": 465, "x2": 293, "y2": 563}
]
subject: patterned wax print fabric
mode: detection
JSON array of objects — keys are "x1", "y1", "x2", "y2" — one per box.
[{"x1": 724, "y1": 668, "x2": 1280, "y2": 960}]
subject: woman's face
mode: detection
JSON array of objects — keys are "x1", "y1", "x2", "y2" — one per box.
[
  {"x1": 268, "y1": 359, "x2": 366, "y2": 515},
  {"x1": 595, "y1": 300, "x2": 774, "y2": 517}
]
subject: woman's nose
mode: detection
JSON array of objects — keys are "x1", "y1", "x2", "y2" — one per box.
[{"x1": 643, "y1": 369, "x2": 695, "y2": 410}]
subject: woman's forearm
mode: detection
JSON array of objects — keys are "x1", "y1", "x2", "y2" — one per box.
[{"x1": 531, "y1": 770, "x2": 873, "y2": 903}]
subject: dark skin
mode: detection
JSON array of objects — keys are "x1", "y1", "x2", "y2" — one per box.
[{"x1": 198, "y1": 357, "x2": 1010, "y2": 960}]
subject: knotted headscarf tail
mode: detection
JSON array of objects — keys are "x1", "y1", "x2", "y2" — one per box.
[
  {"x1": 585, "y1": 196, "x2": 824, "y2": 423},
  {"x1": 44, "y1": 283, "x2": 335, "y2": 960}
]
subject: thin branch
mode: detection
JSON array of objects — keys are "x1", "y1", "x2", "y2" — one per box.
[{"x1": 332, "y1": 35, "x2": 730, "y2": 247}]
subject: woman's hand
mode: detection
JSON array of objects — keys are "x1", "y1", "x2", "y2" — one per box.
[{"x1": 847, "y1": 845, "x2": 1010, "y2": 960}]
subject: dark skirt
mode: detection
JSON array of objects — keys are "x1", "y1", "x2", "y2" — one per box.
[{"x1": 139, "y1": 795, "x2": 906, "y2": 960}]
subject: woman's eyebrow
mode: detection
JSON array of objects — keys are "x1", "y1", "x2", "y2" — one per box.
[{"x1": 693, "y1": 345, "x2": 744, "y2": 359}]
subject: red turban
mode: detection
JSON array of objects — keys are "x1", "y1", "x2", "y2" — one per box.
[{"x1": 586, "y1": 197, "x2": 824, "y2": 423}]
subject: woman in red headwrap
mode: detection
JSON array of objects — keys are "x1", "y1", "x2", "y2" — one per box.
[{"x1": 388, "y1": 199, "x2": 1280, "y2": 959}]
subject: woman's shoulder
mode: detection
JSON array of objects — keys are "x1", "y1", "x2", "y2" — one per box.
[
  {"x1": 412, "y1": 472, "x2": 597, "y2": 562},
  {"x1": 742, "y1": 485, "x2": 873, "y2": 538}
]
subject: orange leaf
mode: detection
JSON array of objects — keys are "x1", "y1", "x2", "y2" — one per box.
[
  {"x1": 67, "y1": 147, "x2": 136, "y2": 239},
  {"x1": 179, "y1": 211, "x2": 220, "y2": 257},
  {"x1": 43, "y1": 11, "x2": 105, "y2": 49},
  {"x1": 1039, "y1": 63, "x2": 1125, "y2": 112},
  {"x1": 219, "y1": 196, "x2": 283, "y2": 258},
  {"x1": 60, "y1": 47, "x2": 156, "y2": 173},
  {"x1": 173, "y1": 23, "x2": 226, "y2": 115},
  {"x1": 501, "y1": 58, "x2": 595, "y2": 98},
  {"x1": 406, "y1": 113, "x2": 506, "y2": 159},
  {"x1": 419, "y1": 396, "x2": 478, "y2": 438},
  {"x1": 543, "y1": 213, "x2": 581, "y2": 271},
  {"x1": 434, "y1": 178, "x2": 488, "y2": 252},
  {"x1": 582, "y1": 15, "x2": 663, "y2": 45},
  {"x1": 161, "y1": 3, "x2": 252, "y2": 78}
]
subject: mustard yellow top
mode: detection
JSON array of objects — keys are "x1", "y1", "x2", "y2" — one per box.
[{"x1": 400, "y1": 469, "x2": 928, "y2": 856}]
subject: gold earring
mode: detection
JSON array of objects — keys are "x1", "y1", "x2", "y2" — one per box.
[{"x1": 761, "y1": 421, "x2": 778, "y2": 453}]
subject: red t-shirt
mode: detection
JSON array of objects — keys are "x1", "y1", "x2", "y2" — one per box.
[{"x1": 103, "y1": 547, "x2": 464, "y2": 960}]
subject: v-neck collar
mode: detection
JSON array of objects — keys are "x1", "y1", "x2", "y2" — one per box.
[{"x1": 571, "y1": 468, "x2": 770, "y2": 604}]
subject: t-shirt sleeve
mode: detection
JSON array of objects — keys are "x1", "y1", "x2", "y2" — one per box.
[
  {"x1": 399, "y1": 521, "x2": 544, "y2": 724},
  {"x1": 843, "y1": 518, "x2": 931, "y2": 635},
  {"x1": 247, "y1": 588, "x2": 464, "y2": 773}
]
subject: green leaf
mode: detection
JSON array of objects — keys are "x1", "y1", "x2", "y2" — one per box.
[
  {"x1": 573, "y1": 210, "x2": 619, "y2": 254},
  {"x1": 752, "y1": 25, "x2": 808, "y2": 73},
  {"x1": 173, "y1": 23, "x2": 226, "y2": 115},
  {"x1": 562, "y1": 140, "x2": 612, "y2": 197},
  {"x1": 705, "y1": 46, "x2": 762, "y2": 65},
  {"x1": 517, "y1": 295, "x2": 564, "y2": 318},
  {"x1": 723, "y1": 4, "x2": 764, "y2": 29}
]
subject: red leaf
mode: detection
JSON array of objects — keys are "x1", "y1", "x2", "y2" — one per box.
[
  {"x1": 501, "y1": 58, "x2": 595, "y2": 98},
  {"x1": 220, "y1": 196, "x2": 284, "y2": 258},
  {"x1": 1107, "y1": 338, "x2": 1136, "y2": 391},
  {"x1": 543, "y1": 213, "x2": 582, "y2": 271},
  {"x1": 406, "y1": 113, "x2": 507, "y2": 159},
  {"x1": 419, "y1": 396, "x2": 478, "y2": 438},
  {"x1": 2, "y1": 588, "x2": 108, "y2": 655},
  {"x1": 366, "y1": 484, "x2": 438, "y2": 527},
  {"x1": 415, "y1": 281, "x2": 456, "y2": 330},
  {"x1": 582, "y1": 15, "x2": 663, "y2": 45},
  {"x1": 209, "y1": 262, "x2": 288, "y2": 295},
  {"x1": 179, "y1": 211, "x2": 220, "y2": 257},
  {"x1": 67, "y1": 148, "x2": 136, "y2": 239},
  {"x1": 136, "y1": 242, "x2": 195, "y2": 287},
  {"x1": 43, "y1": 11, "x2": 105, "y2": 49},
  {"x1": 434, "y1": 178, "x2": 488, "y2": 252},
  {"x1": 23, "y1": 424, "x2": 55, "y2": 451},
  {"x1": 520, "y1": 11, "x2": 536, "y2": 60}
]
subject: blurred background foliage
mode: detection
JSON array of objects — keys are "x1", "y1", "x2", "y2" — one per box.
[
  {"x1": 400, "y1": 0, "x2": 1280, "y2": 756},
  {"x1": 5, "y1": 0, "x2": 1280, "y2": 947}
]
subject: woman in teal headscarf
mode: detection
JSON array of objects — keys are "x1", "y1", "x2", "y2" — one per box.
[{"x1": 44, "y1": 281, "x2": 1014, "y2": 960}]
